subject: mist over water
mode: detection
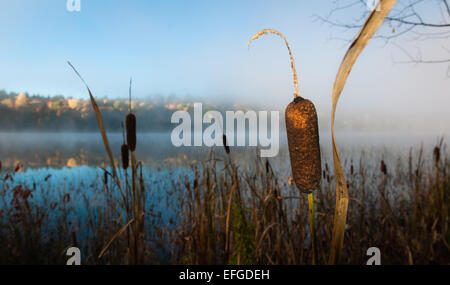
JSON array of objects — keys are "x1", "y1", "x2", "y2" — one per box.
[
  {"x1": 0, "y1": 131, "x2": 445, "y2": 171},
  {"x1": 0, "y1": 131, "x2": 444, "y2": 221}
]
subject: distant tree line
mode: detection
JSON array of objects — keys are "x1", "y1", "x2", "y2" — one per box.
[{"x1": 0, "y1": 90, "x2": 232, "y2": 132}]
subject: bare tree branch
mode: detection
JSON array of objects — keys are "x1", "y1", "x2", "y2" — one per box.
[{"x1": 318, "y1": 0, "x2": 450, "y2": 73}]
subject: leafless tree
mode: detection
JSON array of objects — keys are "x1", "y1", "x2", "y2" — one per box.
[{"x1": 318, "y1": 0, "x2": 450, "y2": 73}]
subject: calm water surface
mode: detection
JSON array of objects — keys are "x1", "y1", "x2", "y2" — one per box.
[{"x1": 0, "y1": 131, "x2": 446, "y2": 188}]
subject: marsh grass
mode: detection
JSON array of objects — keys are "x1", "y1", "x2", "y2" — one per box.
[
  {"x1": 0, "y1": 141, "x2": 449, "y2": 264},
  {"x1": 1, "y1": 53, "x2": 447, "y2": 264}
]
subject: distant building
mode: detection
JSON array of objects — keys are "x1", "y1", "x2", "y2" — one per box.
[
  {"x1": 68, "y1": 99, "x2": 81, "y2": 109},
  {"x1": 1, "y1": 98, "x2": 13, "y2": 108},
  {"x1": 29, "y1": 99, "x2": 44, "y2": 112},
  {"x1": 15, "y1": 93, "x2": 28, "y2": 108}
]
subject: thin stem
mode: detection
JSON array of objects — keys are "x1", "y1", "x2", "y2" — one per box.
[
  {"x1": 129, "y1": 78, "x2": 132, "y2": 113},
  {"x1": 248, "y1": 29, "x2": 302, "y2": 99},
  {"x1": 308, "y1": 192, "x2": 317, "y2": 265}
]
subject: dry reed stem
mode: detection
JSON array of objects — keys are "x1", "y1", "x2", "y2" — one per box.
[
  {"x1": 97, "y1": 215, "x2": 141, "y2": 259},
  {"x1": 329, "y1": 0, "x2": 397, "y2": 264},
  {"x1": 248, "y1": 29, "x2": 300, "y2": 99},
  {"x1": 225, "y1": 177, "x2": 237, "y2": 254}
]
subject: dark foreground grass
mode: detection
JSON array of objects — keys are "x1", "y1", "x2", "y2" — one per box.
[{"x1": 0, "y1": 142, "x2": 449, "y2": 265}]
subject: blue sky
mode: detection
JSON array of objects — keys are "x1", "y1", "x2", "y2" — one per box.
[{"x1": 0, "y1": 0, "x2": 449, "y2": 126}]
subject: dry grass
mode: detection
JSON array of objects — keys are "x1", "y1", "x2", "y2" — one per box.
[{"x1": 0, "y1": 142, "x2": 449, "y2": 265}]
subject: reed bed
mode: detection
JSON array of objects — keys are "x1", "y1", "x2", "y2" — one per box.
[{"x1": 0, "y1": 142, "x2": 448, "y2": 265}]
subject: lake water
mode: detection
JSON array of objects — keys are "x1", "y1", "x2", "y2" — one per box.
[
  {"x1": 0, "y1": 131, "x2": 446, "y2": 250},
  {"x1": 0, "y1": 130, "x2": 445, "y2": 201},
  {"x1": 0, "y1": 131, "x2": 445, "y2": 170},
  {"x1": 0, "y1": 131, "x2": 446, "y2": 196}
]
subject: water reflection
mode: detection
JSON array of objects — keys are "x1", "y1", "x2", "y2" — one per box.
[
  {"x1": 0, "y1": 132, "x2": 216, "y2": 170},
  {"x1": 0, "y1": 131, "x2": 444, "y2": 172}
]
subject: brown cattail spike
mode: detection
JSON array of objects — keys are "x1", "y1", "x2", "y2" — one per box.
[
  {"x1": 126, "y1": 77, "x2": 137, "y2": 152},
  {"x1": 222, "y1": 134, "x2": 230, "y2": 154},
  {"x1": 380, "y1": 160, "x2": 387, "y2": 175},
  {"x1": 434, "y1": 146, "x2": 440, "y2": 167},
  {"x1": 126, "y1": 113, "x2": 136, "y2": 152},
  {"x1": 285, "y1": 97, "x2": 322, "y2": 193},
  {"x1": 103, "y1": 170, "x2": 108, "y2": 185},
  {"x1": 121, "y1": 144, "x2": 129, "y2": 170}
]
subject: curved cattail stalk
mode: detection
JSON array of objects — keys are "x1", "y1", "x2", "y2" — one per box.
[
  {"x1": 249, "y1": 28, "x2": 320, "y2": 265},
  {"x1": 248, "y1": 29, "x2": 301, "y2": 99},
  {"x1": 249, "y1": 29, "x2": 321, "y2": 193}
]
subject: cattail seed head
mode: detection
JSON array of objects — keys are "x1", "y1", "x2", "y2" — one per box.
[
  {"x1": 103, "y1": 170, "x2": 108, "y2": 186},
  {"x1": 222, "y1": 134, "x2": 230, "y2": 154},
  {"x1": 434, "y1": 146, "x2": 440, "y2": 166},
  {"x1": 126, "y1": 113, "x2": 136, "y2": 152},
  {"x1": 121, "y1": 144, "x2": 129, "y2": 170},
  {"x1": 380, "y1": 160, "x2": 387, "y2": 175},
  {"x1": 285, "y1": 97, "x2": 321, "y2": 193}
]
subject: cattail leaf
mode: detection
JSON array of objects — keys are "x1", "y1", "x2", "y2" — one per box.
[
  {"x1": 67, "y1": 62, "x2": 124, "y2": 199},
  {"x1": 98, "y1": 216, "x2": 137, "y2": 259},
  {"x1": 329, "y1": 0, "x2": 397, "y2": 265}
]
